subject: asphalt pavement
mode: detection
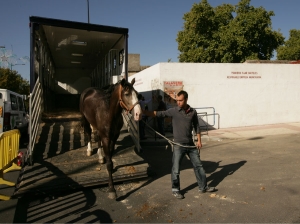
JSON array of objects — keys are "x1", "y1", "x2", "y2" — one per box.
[{"x1": 1, "y1": 122, "x2": 300, "y2": 223}]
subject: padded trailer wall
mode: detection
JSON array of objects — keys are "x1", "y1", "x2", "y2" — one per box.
[{"x1": 29, "y1": 16, "x2": 129, "y2": 113}]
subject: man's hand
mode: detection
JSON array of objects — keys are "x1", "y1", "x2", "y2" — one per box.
[
  {"x1": 196, "y1": 133, "x2": 202, "y2": 149},
  {"x1": 196, "y1": 141, "x2": 202, "y2": 149}
]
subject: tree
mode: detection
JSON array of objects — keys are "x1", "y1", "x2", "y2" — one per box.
[
  {"x1": 177, "y1": 0, "x2": 285, "y2": 63},
  {"x1": 0, "y1": 67, "x2": 30, "y2": 95},
  {"x1": 277, "y1": 29, "x2": 300, "y2": 60}
]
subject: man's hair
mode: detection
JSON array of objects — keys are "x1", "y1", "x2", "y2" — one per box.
[
  {"x1": 158, "y1": 95, "x2": 163, "y2": 100},
  {"x1": 177, "y1": 90, "x2": 188, "y2": 99},
  {"x1": 138, "y1": 94, "x2": 143, "y2": 100}
]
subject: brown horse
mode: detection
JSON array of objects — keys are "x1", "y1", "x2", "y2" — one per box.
[{"x1": 80, "y1": 78, "x2": 141, "y2": 199}]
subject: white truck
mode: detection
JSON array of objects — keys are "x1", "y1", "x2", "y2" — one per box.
[{"x1": 0, "y1": 89, "x2": 29, "y2": 134}]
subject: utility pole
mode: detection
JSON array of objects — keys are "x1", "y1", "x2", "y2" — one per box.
[{"x1": 87, "y1": 0, "x2": 90, "y2": 23}]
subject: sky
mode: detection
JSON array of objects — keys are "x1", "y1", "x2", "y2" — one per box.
[{"x1": 0, "y1": 0, "x2": 299, "y2": 81}]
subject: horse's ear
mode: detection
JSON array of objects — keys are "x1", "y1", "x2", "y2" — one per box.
[
  {"x1": 120, "y1": 78, "x2": 126, "y2": 86},
  {"x1": 131, "y1": 78, "x2": 135, "y2": 85}
]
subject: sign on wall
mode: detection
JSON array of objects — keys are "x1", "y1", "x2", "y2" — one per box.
[
  {"x1": 227, "y1": 71, "x2": 261, "y2": 79},
  {"x1": 163, "y1": 81, "x2": 184, "y2": 107}
]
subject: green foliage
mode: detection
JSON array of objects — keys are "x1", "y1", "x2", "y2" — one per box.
[
  {"x1": 177, "y1": 0, "x2": 285, "y2": 63},
  {"x1": 277, "y1": 29, "x2": 300, "y2": 60},
  {"x1": 0, "y1": 67, "x2": 30, "y2": 95}
]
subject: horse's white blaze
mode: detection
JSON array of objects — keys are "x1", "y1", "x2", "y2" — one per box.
[{"x1": 131, "y1": 91, "x2": 142, "y2": 121}]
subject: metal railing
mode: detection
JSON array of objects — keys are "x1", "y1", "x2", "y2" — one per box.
[
  {"x1": 194, "y1": 107, "x2": 217, "y2": 126},
  {"x1": 122, "y1": 112, "x2": 141, "y2": 152},
  {"x1": 192, "y1": 107, "x2": 220, "y2": 135},
  {"x1": 197, "y1": 112, "x2": 220, "y2": 135},
  {"x1": 28, "y1": 78, "x2": 43, "y2": 165}
]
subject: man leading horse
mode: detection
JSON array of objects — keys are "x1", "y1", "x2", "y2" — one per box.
[{"x1": 143, "y1": 90, "x2": 217, "y2": 199}]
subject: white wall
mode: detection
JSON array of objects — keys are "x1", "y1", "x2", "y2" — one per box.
[
  {"x1": 129, "y1": 63, "x2": 300, "y2": 128},
  {"x1": 129, "y1": 64, "x2": 162, "y2": 111}
]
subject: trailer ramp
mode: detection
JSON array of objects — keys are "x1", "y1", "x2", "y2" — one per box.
[{"x1": 13, "y1": 112, "x2": 149, "y2": 197}]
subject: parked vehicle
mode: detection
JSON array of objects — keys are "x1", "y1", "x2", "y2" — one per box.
[{"x1": 0, "y1": 89, "x2": 29, "y2": 134}]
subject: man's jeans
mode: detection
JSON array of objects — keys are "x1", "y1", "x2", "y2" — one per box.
[{"x1": 171, "y1": 144, "x2": 207, "y2": 192}]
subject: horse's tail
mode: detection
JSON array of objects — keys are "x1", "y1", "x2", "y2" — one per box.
[
  {"x1": 79, "y1": 88, "x2": 91, "y2": 129},
  {"x1": 79, "y1": 89, "x2": 87, "y2": 115},
  {"x1": 79, "y1": 87, "x2": 98, "y2": 134}
]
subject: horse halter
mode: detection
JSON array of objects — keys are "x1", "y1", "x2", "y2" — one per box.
[{"x1": 118, "y1": 84, "x2": 140, "y2": 113}]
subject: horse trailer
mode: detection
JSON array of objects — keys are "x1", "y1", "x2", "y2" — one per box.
[{"x1": 27, "y1": 16, "x2": 133, "y2": 165}]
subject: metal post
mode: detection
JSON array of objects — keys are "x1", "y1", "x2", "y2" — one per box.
[{"x1": 87, "y1": 0, "x2": 90, "y2": 24}]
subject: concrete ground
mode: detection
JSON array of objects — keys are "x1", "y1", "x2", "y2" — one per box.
[{"x1": 1, "y1": 122, "x2": 300, "y2": 223}]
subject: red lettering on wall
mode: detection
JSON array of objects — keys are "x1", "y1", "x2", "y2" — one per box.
[
  {"x1": 228, "y1": 71, "x2": 260, "y2": 79},
  {"x1": 164, "y1": 81, "x2": 183, "y2": 86}
]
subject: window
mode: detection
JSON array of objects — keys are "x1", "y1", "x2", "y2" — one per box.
[
  {"x1": 10, "y1": 94, "x2": 18, "y2": 110},
  {"x1": 18, "y1": 96, "x2": 24, "y2": 111},
  {"x1": 114, "y1": 55, "x2": 116, "y2": 69},
  {"x1": 119, "y1": 49, "x2": 124, "y2": 65}
]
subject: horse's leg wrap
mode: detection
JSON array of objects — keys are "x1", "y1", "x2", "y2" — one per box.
[
  {"x1": 108, "y1": 191, "x2": 117, "y2": 200},
  {"x1": 97, "y1": 147, "x2": 105, "y2": 164},
  {"x1": 87, "y1": 142, "x2": 92, "y2": 156},
  {"x1": 106, "y1": 158, "x2": 117, "y2": 199}
]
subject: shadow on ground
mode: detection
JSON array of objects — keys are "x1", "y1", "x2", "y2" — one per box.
[{"x1": 117, "y1": 140, "x2": 247, "y2": 200}]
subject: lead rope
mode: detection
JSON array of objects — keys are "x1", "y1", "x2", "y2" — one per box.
[{"x1": 141, "y1": 119, "x2": 197, "y2": 151}]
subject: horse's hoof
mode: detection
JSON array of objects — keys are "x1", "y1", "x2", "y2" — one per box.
[
  {"x1": 108, "y1": 192, "x2": 117, "y2": 200},
  {"x1": 99, "y1": 158, "x2": 105, "y2": 164},
  {"x1": 87, "y1": 151, "x2": 91, "y2": 156},
  {"x1": 99, "y1": 157, "x2": 106, "y2": 164}
]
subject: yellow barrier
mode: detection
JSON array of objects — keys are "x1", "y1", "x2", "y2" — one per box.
[{"x1": 0, "y1": 129, "x2": 21, "y2": 200}]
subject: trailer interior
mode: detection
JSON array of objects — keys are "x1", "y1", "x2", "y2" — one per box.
[{"x1": 30, "y1": 16, "x2": 128, "y2": 113}]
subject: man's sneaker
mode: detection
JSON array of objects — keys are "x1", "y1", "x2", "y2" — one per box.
[
  {"x1": 199, "y1": 187, "x2": 217, "y2": 194},
  {"x1": 172, "y1": 191, "x2": 184, "y2": 199}
]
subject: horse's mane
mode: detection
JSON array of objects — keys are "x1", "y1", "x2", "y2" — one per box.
[
  {"x1": 100, "y1": 80, "x2": 132, "y2": 105},
  {"x1": 102, "y1": 83, "x2": 115, "y2": 94}
]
